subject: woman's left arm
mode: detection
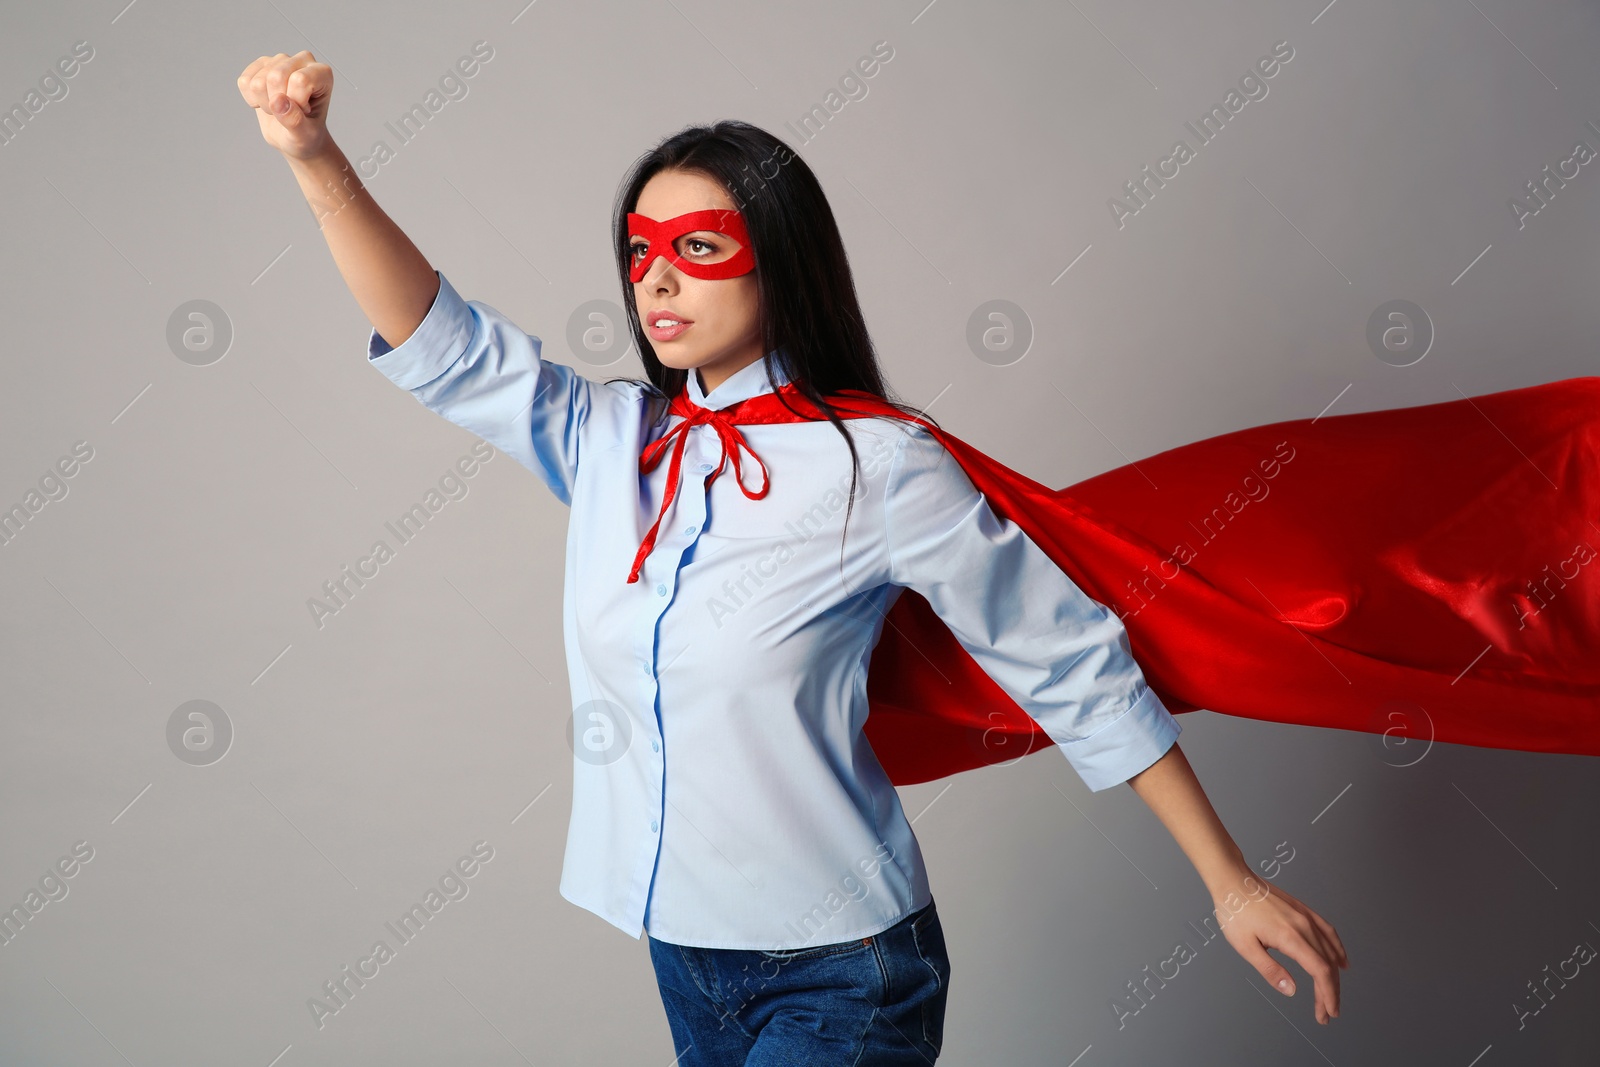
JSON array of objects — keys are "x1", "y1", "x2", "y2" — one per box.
[{"x1": 1127, "y1": 742, "x2": 1351, "y2": 1025}]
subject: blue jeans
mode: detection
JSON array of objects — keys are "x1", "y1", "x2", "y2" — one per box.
[{"x1": 648, "y1": 897, "x2": 951, "y2": 1065}]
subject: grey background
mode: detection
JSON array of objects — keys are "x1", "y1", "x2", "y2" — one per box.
[{"x1": 2, "y1": 0, "x2": 1598, "y2": 1064}]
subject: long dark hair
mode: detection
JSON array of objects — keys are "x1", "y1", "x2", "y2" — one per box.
[{"x1": 605, "y1": 120, "x2": 942, "y2": 581}]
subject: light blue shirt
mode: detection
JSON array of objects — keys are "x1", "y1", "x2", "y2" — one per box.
[{"x1": 367, "y1": 271, "x2": 1182, "y2": 949}]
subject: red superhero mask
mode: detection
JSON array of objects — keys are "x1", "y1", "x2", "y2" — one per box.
[{"x1": 626, "y1": 209, "x2": 756, "y2": 283}]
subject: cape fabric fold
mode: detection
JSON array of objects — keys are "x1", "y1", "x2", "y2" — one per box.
[{"x1": 744, "y1": 376, "x2": 1600, "y2": 786}]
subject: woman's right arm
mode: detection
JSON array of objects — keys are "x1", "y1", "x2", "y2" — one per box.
[
  {"x1": 239, "y1": 51, "x2": 649, "y2": 504},
  {"x1": 237, "y1": 51, "x2": 437, "y2": 349}
]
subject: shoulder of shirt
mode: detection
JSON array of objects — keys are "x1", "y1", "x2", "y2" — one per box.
[
  {"x1": 826, "y1": 410, "x2": 938, "y2": 466},
  {"x1": 843, "y1": 413, "x2": 965, "y2": 496},
  {"x1": 582, "y1": 373, "x2": 671, "y2": 432},
  {"x1": 596, "y1": 375, "x2": 667, "y2": 407}
]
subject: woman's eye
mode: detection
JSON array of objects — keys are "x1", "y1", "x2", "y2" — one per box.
[{"x1": 628, "y1": 236, "x2": 720, "y2": 267}]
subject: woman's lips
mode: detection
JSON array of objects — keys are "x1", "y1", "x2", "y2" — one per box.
[{"x1": 647, "y1": 320, "x2": 693, "y2": 341}]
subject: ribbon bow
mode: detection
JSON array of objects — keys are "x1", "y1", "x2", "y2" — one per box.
[{"x1": 627, "y1": 387, "x2": 778, "y2": 583}]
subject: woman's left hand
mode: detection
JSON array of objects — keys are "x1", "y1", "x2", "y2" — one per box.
[{"x1": 1209, "y1": 869, "x2": 1349, "y2": 1024}]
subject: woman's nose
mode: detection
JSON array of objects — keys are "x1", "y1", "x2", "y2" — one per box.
[{"x1": 644, "y1": 257, "x2": 679, "y2": 288}]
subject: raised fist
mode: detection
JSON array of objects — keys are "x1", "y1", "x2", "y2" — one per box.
[{"x1": 237, "y1": 50, "x2": 333, "y2": 160}]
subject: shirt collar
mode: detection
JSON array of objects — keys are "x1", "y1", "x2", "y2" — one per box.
[{"x1": 686, "y1": 349, "x2": 792, "y2": 410}]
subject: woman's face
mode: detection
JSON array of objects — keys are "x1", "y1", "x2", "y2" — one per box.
[{"x1": 630, "y1": 169, "x2": 763, "y2": 394}]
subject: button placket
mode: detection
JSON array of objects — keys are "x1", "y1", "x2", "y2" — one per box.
[
  {"x1": 633, "y1": 447, "x2": 674, "y2": 676},
  {"x1": 636, "y1": 427, "x2": 715, "y2": 848}
]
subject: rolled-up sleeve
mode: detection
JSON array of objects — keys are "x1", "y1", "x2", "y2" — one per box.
[
  {"x1": 883, "y1": 424, "x2": 1181, "y2": 791},
  {"x1": 366, "y1": 270, "x2": 609, "y2": 506}
]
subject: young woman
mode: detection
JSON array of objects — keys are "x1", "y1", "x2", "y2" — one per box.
[{"x1": 240, "y1": 51, "x2": 1350, "y2": 1064}]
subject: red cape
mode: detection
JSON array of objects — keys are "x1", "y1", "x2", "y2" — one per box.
[{"x1": 738, "y1": 376, "x2": 1600, "y2": 786}]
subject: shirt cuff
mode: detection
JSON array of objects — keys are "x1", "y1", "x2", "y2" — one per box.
[
  {"x1": 365, "y1": 270, "x2": 477, "y2": 391},
  {"x1": 1056, "y1": 686, "x2": 1183, "y2": 792}
]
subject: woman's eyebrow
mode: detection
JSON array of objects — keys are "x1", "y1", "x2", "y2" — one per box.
[{"x1": 630, "y1": 230, "x2": 721, "y2": 239}]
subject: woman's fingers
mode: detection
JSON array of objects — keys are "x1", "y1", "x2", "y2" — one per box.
[
  {"x1": 1281, "y1": 920, "x2": 1340, "y2": 1023},
  {"x1": 1311, "y1": 908, "x2": 1350, "y2": 968},
  {"x1": 1221, "y1": 886, "x2": 1344, "y2": 1024},
  {"x1": 259, "y1": 56, "x2": 289, "y2": 109},
  {"x1": 1247, "y1": 925, "x2": 1339, "y2": 1024},
  {"x1": 1278, "y1": 893, "x2": 1342, "y2": 983},
  {"x1": 235, "y1": 54, "x2": 270, "y2": 107},
  {"x1": 237, "y1": 52, "x2": 300, "y2": 109},
  {"x1": 1261, "y1": 882, "x2": 1349, "y2": 973},
  {"x1": 1295, "y1": 919, "x2": 1341, "y2": 1019},
  {"x1": 286, "y1": 63, "x2": 332, "y2": 118},
  {"x1": 1232, "y1": 930, "x2": 1301, "y2": 998},
  {"x1": 233, "y1": 51, "x2": 318, "y2": 107},
  {"x1": 262, "y1": 53, "x2": 305, "y2": 114}
]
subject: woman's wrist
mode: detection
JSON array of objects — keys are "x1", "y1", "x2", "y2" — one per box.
[
  {"x1": 285, "y1": 141, "x2": 352, "y2": 191},
  {"x1": 1200, "y1": 845, "x2": 1256, "y2": 899},
  {"x1": 284, "y1": 143, "x2": 364, "y2": 227}
]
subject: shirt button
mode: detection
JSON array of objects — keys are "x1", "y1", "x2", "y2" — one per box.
[
  {"x1": 651, "y1": 740, "x2": 660, "y2": 752},
  {"x1": 683, "y1": 524, "x2": 696, "y2": 536},
  {"x1": 698, "y1": 462, "x2": 712, "y2": 472},
  {"x1": 650, "y1": 819, "x2": 659, "y2": 833},
  {"x1": 641, "y1": 662, "x2": 651, "y2": 677},
  {"x1": 656, "y1": 583, "x2": 667, "y2": 596}
]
